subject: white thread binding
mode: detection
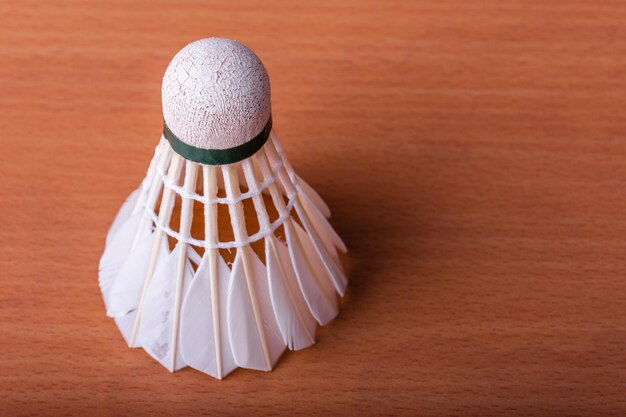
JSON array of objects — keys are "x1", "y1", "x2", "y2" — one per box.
[
  {"x1": 155, "y1": 147, "x2": 284, "y2": 205},
  {"x1": 134, "y1": 132, "x2": 298, "y2": 249},
  {"x1": 141, "y1": 191, "x2": 297, "y2": 250}
]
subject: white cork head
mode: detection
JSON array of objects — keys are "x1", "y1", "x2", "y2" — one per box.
[{"x1": 162, "y1": 38, "x2": 271, "y2": 150}]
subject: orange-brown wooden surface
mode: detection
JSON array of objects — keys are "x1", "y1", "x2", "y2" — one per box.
[{"x1": 1, "y1": 1, "x2": 625, "y2": 416}]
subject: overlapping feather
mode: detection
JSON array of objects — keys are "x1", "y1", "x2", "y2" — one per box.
[
  {"x1": 266, "y1": 235, "x2": 317, "y2": 350},
  {"x1": 98, "y1": 134, "x2": 347, "y2": 378},
  {"x1": 227, "y1": 246, "x2": 286, "y2": 370},
  {"x1": 180, "y1": 252, "x2": 237, "y2": 378},
  {"x1": 138, "y1": 244, "x2": 194, "y2": 371}
]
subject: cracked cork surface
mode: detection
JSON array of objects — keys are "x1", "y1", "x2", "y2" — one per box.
[{"x1": 162, "y1": 38, "x2": 271, "y2": 150}]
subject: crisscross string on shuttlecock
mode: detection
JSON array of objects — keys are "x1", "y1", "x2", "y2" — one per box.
[
  {"x1": 154, "y1": 143, "x2": 285, "y2": 205},
  {"x1": 137, "y1": 135, "x2": 299, "y2": 250},
  {"x1": 141, "y1": 194, "x2": 297, "y2": 250}
]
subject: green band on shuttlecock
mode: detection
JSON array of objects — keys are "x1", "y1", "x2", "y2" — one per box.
[{"x1": 163, "y1": 116, "x2": 272, "y2": 165}]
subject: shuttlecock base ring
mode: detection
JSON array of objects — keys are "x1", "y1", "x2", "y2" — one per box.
[{"x1": 163, "y1": 116, "x2": 272, "y2": 166}]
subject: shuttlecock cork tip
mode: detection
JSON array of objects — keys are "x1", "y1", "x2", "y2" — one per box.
[{"x1": 162, "y1": 38, "x2": 271, "y2": 154}]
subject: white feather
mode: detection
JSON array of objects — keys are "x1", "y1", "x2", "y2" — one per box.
[
  {"x1": 113, "y1": 311, "x2": 140, "y2": 346},
  {"x1": 180, "y1": 252, "x2": 237, "y2": 379},
  {"x1": 106, "y1": 233, "x2": 169, "y2": 318},
  {"x1": 299, "y1": 188, "x2": 347, "y2": 256},
  {"x1": 266, "y1": 235, "x2": 317, "y2": 350},
  {"x1": 138, "y1": 244, "x2": 194, "y2": 371},
  {"x1": 267, "y1": 142, "x2": 348, "y2": 297},
  {"x1": 285, "y1": 221, "x2": 338, "y2": 325},
  {"x1": 99, "y1": 213, "x2": 145, "y2": 312},
  {"x1": 227, "y1": 246, "x2": 286, "y2": 370},
  {"x1": 105, "y1": 188, "x2": 141, "y2": 245},
  {"x1": 186, "y1": 247, "x2": 202, "y2": 266},
  {"x1": 296, "y1": 175, "x2": 331, "y2": 218},
  {"x1": 296, "y1": 202, "x2": 348, "y2": 297},
  {"x1": 99, "y1": 132, "x2": 349, "y2": 378}
]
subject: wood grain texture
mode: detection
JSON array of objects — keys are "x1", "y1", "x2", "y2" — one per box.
[{"x1": 0, "y1": 1, "x2": 625, "y2": 416}]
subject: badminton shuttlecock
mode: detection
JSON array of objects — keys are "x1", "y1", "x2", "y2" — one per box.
[{"x1": 98, "y1": 38, "x2": 348, "y2": 379}]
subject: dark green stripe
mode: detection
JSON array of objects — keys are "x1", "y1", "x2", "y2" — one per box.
[{"x1": 163, "y1": 116, "x2": 272, "y2": 165}]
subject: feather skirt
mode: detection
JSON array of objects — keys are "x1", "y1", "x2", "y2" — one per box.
[{"x1": 98, "y1": 132, "x2": 347, "y2": 379}]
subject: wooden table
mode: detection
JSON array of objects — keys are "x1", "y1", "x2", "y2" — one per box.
[{"x1": 1, "y1": 1, "x2": 624, "y2": 415}]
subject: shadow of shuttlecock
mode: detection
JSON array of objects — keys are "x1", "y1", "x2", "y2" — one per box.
[{"x1": 276, "y1": 114, "x2": 424, "y2": 330}]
